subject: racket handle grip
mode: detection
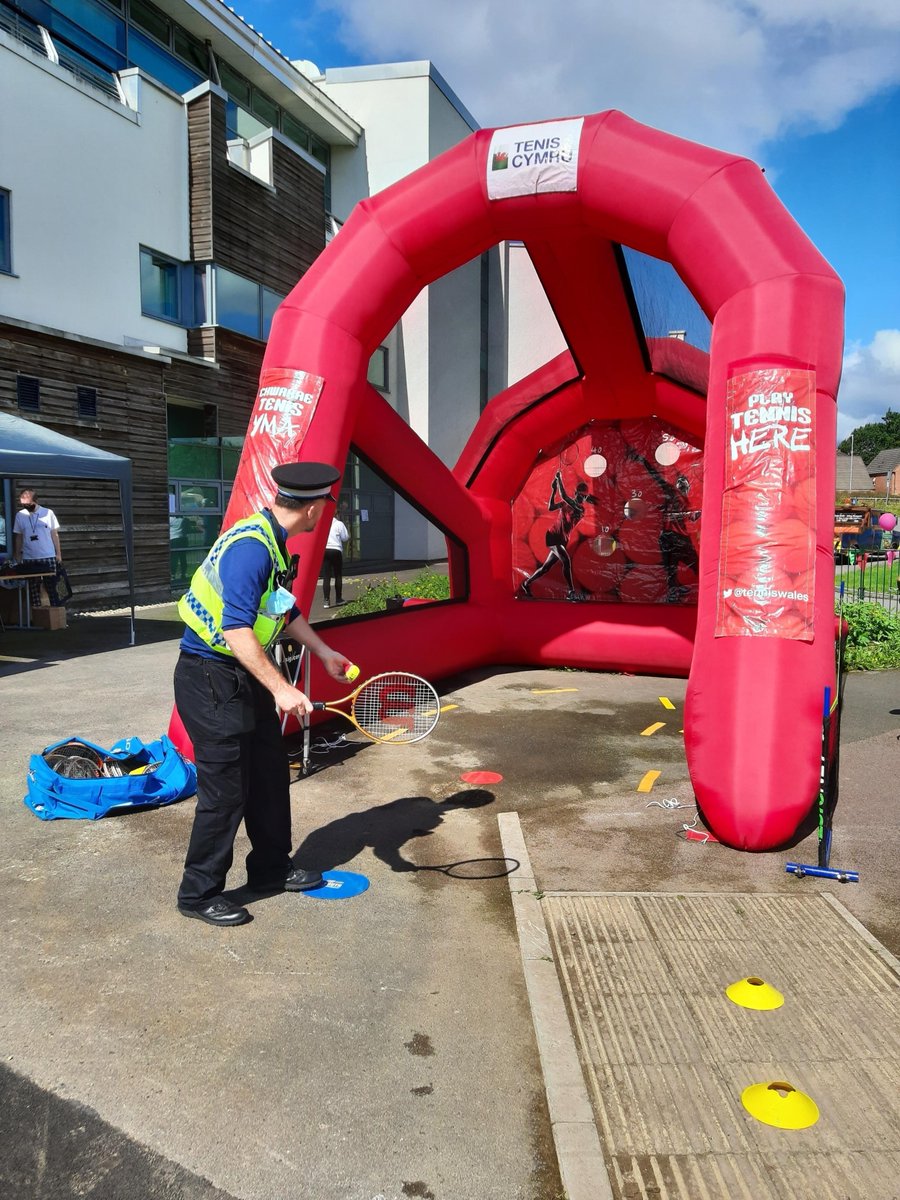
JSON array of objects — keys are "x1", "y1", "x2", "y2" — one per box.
[{"x1": 312, "y1": 702, "x2": 325, "y2": 711}]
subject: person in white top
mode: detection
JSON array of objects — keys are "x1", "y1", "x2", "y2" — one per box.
[
  {"x1": 322, "y1": 513, "x2": 350, "y2": 608},
  {"x1": 13, "y1": 487, "x2": 64, "y2": 607}
]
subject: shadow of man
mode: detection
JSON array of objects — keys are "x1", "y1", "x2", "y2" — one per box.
[{"x1": 293, "y1": 788, "x2": 496, "y2": 874}]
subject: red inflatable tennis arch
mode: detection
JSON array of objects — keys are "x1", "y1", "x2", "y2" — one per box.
[{"x1": 178, "y1": 110, "x2": 844, "y2": 852}]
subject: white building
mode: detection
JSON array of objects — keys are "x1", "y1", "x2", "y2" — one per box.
[{"x1": 0, "y1": 0, "x2": 558, "y2": 602}]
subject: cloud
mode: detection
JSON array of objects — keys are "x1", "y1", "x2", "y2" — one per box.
[
  {"x1": 315, "y1": 0, "x2": 900, "y2": 157},
  {"x1": 837, "y1": 330, "x2": 900, "y2": 441}
]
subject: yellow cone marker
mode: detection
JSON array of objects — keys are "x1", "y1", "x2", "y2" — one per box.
[
  {"x1": 741, "y1": 1081, "x2": 819, "y2": 1129},
  {"x1": 726, "y1": 976, "x2": 784, "y2": 1011}
]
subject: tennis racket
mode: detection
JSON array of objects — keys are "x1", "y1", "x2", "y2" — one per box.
[
  {"x1": 312, "y1": 672, "x2": 441, "y2": 744},
  {"x1": 44, "y1": 742, "x2": 104, "y2": 779}
]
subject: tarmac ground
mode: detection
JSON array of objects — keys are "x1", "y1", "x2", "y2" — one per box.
[{"x1": 1, "y1": 596, "x2": 898, "y2": 1199}]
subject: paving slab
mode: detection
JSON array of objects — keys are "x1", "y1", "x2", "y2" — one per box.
[{"x1": 542, "y1": 890, "x2": 900, "y2": 1200}]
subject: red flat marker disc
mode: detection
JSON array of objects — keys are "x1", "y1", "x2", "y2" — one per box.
[{"x1": 460, "y1": 770, "x2": 504, "y2": 786}]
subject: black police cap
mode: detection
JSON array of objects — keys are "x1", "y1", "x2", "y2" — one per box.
[{"x1": 271, "y1": 462, "x2": 340, "y2": 502}]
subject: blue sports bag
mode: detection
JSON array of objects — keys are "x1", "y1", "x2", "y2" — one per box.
[{"x1": 24, "y1": 734, "x2": 197, "y2": 820}]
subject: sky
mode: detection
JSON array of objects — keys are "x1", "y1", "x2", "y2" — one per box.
[{"x1": 229, "y1": 0, "x2": 899, "y2": 445}]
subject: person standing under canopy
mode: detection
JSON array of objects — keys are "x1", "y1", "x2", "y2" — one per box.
[{"x1": 13, "y1": 487, "x2": 64, "y2": 608}]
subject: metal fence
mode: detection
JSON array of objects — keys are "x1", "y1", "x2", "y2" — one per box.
[{"x1": 835, "y1": 555, "x2": 900, "y2": 613}]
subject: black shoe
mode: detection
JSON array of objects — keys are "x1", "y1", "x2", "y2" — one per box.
[
  {"x1": 248, "y1": 867, "x2": 324, "y2": 893},
  {"x1": 178, "y1": 897, "x2": 251, "y2": 926},
  {"x1": 285, "y1": 867, "x2": 324, "y2": 891}
]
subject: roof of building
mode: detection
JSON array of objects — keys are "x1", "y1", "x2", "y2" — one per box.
[
  {"x1": 323, "y1": 61, "x2": 480, "y2": 132},
  {"x1": 178, "y1": 0, "x2": 362, "y2": 144},
  {"x1": 866, "y1": 448, "x2": 900, "y2": 474},
  {"x1": 835, "y1": 453, "x2": 873, "y2": 491}
]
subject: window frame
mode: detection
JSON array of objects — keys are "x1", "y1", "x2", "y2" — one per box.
[
  {"x1": 140, "y1": 245, "x2": 181, "y2": 324},
  {"x1": 139, "y1": 245, "x2": 203, "y2": 327},
  {"x1": 0, "y1": 188, "x2": 11, "y2": 275}
]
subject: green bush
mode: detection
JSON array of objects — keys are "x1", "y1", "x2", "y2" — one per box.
[
  {"x1": 340, "y1": 568, "x2": 450, "y2": 616},
  {"x1": 839, "y1": 601, "x2": 900, "y2": 671}
]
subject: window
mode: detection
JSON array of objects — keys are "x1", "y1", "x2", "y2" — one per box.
[
  {"x1": 129, "y1": 0, "x2": 169, "y2": 46},
  {"x1": 367, "y1": 346, "x2": 389, "y2": 392},
  {"x1": 261, "y1": 287, "x2": 282, "y2": 340},
  {"x1": 173, "y1": 25, "x2": 206, "y2": 75},
  {"x1": 17, "y1": 375, "x2": 40, "y2": 412},
  {"x1": 76, "y1": 386, "x2": 98, "y2": 419},
  {"x1": 217, "y1": 59, "x2": 251, "y2": 107},
  {"x1": 0, "y1": 188, "x2": 10, "y2": 274},
  {"x1": 225, "y1": 100, "x2": 267, "y2": 144},
  {"x1": 251, "y1": 87, "x2": 279, "y2": 129},
  {"x1": 140, "y1": 247, "x2": 203, "y2": 326},
  {"x1": 214, "y1": 267, "x2": 259, "y2": 338},
  {"x1": 214, "y1": 54, "x2": 326, "y2": 176},
  {"x1": 140, "y1": 247, "x2": 180, "y2": 321},
  {"x1": 51, "y1": 0, "x2": 127, "y2": 62},
  {"x1": 128, "y1": 27, "x2": 200, "y2": 93},
  {"x1": 212, "y1": 266, "x2": 285, "y2": 341},
  {"x1": 282, "y1": 113, "x2": 310, "y2": 153}
]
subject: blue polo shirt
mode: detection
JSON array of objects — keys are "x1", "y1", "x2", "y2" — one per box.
[{"x1": 180, "y1": 522, "x2": 300, "y2": 659}]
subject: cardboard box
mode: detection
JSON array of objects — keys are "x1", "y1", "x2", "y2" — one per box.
[{"x1": 31, "y1": 605, "x2": 67, "y2": 630}]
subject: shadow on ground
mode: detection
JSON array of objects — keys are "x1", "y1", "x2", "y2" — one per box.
[{"x1": 1, "y1": 608, "x2": 184, "y2": 675}]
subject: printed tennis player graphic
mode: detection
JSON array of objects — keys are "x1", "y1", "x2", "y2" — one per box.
[
  {"x1": 520, "y1": 469, "x2": 598, "y2": 601},
  {"x1": 622, "y1": 443, "x2": 701, "y2": 603},
  {"x1": 312, "y1": 671, "x2": 441, "y2": 744}
]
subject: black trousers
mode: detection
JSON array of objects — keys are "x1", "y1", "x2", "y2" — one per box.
[
  {"x1": 174, "y1": 651, "x2": 293, "y2": 907},
  {"x1": 322, "y1": 549, "x2": 343, "y2": 601}
]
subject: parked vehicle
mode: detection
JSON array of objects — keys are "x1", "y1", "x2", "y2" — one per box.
[{"x1": 834, "y1": 505, "x2": 900, "y2": 560}]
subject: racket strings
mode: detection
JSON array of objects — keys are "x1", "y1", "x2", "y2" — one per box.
[
  {"x1": 44, "y1": 742, "x2": 105, "y2": 779},
  {"x1": 351, "y1": 674, "x2": 440, "y2": 744},
  {"x1": 45, "y1": 752, "x2": 103, "y2": 779}
]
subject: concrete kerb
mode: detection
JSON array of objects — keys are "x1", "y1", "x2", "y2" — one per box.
[{"x1": 498, "y1": 811, "x2": 614, "y2": 1200}]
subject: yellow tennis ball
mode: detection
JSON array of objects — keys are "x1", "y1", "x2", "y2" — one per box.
[{"x1": 345, "y1": 664, "x2": 360, "y2": 682}]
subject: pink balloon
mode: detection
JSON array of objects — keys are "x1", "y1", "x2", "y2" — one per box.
[{"x1": 878, "y1": 512, "x2": 898, "y2": 531}]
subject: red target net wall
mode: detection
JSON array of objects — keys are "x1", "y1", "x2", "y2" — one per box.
[
  {"x1": 512, "y1": 418, "x2": 703, "y2": 606},
  {"x1": 172, "y1": 110, "x2": 844, "y2": 852}
]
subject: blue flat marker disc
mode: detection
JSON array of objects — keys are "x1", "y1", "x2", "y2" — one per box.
[{"x1": 303, "y1": 870, "x2": 370, "y2": 900}]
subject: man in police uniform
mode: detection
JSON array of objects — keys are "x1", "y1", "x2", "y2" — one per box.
[{"x1": 174, "y1": 462, "x2": 349, "y2": 927}]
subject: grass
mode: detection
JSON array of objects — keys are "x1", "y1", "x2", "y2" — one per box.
[
  {"x1": 836, "y1": 558, "x2": 899, "y2": 596},
  {"x1": 839, "y1": 601, "x2": 900, "y2": 671},
  {"x1": 340, "y1": 567, "x2": 451, "y2": 616}
]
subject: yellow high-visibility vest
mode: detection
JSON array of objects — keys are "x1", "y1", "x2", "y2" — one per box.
[{"x1": 178, "y1": 514, "x2": 291, "y2": 655}]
